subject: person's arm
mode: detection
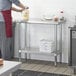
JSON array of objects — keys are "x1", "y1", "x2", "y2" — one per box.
[
  {"x1": 16, "y1": 2, "x2": 25, "y2": 10},
  {"x1": 10, "y1": 0, "x2": 28, "y2": 12},
  {"x1": 11, "y1": 7, "x2": 24, "y2": 12}
]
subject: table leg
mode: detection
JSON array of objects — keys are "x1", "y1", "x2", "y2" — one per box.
[
  {"x1": 54, "y1": 24, "x2": 57, "y2": 66},
  {"x1": 19, "y1": 50, "x2": 22, "y2": 62},
  {"x1": 54, "y1": 54, "x2": 57, "y2": 66},
  {"x1": 60, "y1": 24, "x2": 62, "y2": 63},
  {"x1": 54, "y1": 25, "x2": 57, "y2": 66},
  {"x1": 25, "y1": 53, "x2": 27, "y2": 61}
]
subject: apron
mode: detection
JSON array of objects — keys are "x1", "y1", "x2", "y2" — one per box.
[{"x1": 1, "y1": 9, "x2": 12, "y2": 38}]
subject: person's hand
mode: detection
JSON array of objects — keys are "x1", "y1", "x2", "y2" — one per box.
[
  {"x1": 25, "y1": 6, "x2": 29, "y2": 9},
  {"x1": 20, "y1": 8, "x2": 25, "y2": 12},
  {"x1": 20, "y1": 6, "x2": 29, "y2": 12}
]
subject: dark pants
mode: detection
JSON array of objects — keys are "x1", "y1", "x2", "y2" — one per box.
[
  {"x1": 0, "y1": 22, "x2": 15, "y2": 60},
  {"x1": 0, "y1": 50, "x2": 2, "y2": 58}
]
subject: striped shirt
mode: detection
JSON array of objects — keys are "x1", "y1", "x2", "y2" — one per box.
[{"x1": 0, "y1": 0, "x2": 20, "y2": 11}]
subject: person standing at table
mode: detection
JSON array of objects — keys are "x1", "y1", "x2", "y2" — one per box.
[{"x1": 0, "y1": 0, "x2": 28, "y2": 59}]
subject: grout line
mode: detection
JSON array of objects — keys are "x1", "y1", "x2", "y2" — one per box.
[{"x1": 62, "y1": 68, "x2": 68, "y2": 73}]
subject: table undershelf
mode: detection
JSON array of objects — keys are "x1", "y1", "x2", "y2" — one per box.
[{"x1": 19, "y1": 47, "x2": 61, "y2": 56}]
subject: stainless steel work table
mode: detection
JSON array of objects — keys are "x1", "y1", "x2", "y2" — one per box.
[{"x1": 15, "y1": 19, "x2": 65, "y2": 66}]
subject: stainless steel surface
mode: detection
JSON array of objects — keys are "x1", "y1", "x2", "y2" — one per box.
[
  {"x1": 16, "y1": 19, "x2": 64, "y2": 66},
  {"x1": 69, "y1": 27, "x2": 76, "y2": 74},
  {"x1": 71, "y1": 30, "x2": 76, "y2": 66},
  {"x1": 69, "y1": 27, "x2": 76, "y2": 66}
]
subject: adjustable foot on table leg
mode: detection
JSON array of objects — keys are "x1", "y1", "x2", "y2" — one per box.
[
  {"x1": 54, "y1": 54, "x2": 57, "y2": 66},
  {"x1": 59, "y1": 53, "x2": 62, "y2": 64},
  {"x1": 25, "y1": 53, "x2": 27, "y2": 62},
  {"x1": 19, "y1": 50, "x2": 22, "y2": 62}
]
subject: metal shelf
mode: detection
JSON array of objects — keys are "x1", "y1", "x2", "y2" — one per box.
[{"x1": 19, "y1": 47, "x2": 60, "y2": 54}]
